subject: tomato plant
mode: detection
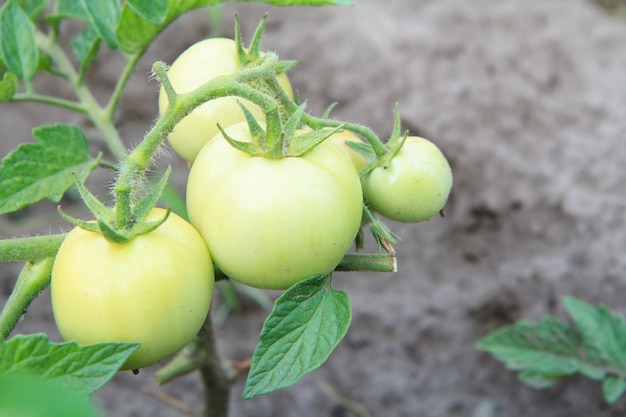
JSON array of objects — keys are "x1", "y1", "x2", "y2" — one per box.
[
  {"x1": 0, "y1": 1, "x2": 459, "y2": 416},
  {"x1": 362, "y1": 136, "x2": 453, "y2": 223},
  {"x1": 159, "y1": 37, "x2": 293, "y2": 162},
  {"x1": 51, "y1": 209, "x2": 214, "y2": 370},
  {"x1": 187, "y1": 122, "x2": 363, "y2": 290}
]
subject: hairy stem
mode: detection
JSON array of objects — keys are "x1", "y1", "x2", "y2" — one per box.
[
  {"x1": 114, "y1": 59, "x2": 279, "y2": 229},
  {"x1": 0, "y1": 234, "x2": 66, "y2": 263},
  {"x1": 0, "y1": 258, "x2": 54, "y2": 340}
]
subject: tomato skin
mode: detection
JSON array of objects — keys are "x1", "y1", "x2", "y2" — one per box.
[
  {"x1": 159, "y1": 38, "x2": 293, "y2": 162},
  {"x1": 51, "y1": 209, "x2": 214, "y2": 370},
  {"x1": 186, "y1": 122, "x2": 363, "y2": 290},
  {"x1": 328, "y1": 130, "x2": 368, "y2": 172},
  {"x1": 362, "y1": 136, "x2": 453, "y2": 223}
]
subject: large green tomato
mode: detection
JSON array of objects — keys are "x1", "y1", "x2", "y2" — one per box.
[
  {"x1": 362, "y1": 136, "x2": 453, "y2": 223},
  {"x1": 186, "y1": 122, "x2": 363, "y2": 290},
  {"x1": 159, "y1": 37, "x2": 294, "y2": 162},
  {"x1": 51, "y1": 209, "x2": 214, "y2": 370}
]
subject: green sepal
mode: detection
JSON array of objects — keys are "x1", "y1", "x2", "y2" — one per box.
[
  {"x1": 247, "y1": 15, "x2": 267, "y2": 64},
  {"x1": 132, "y1": 166, "x2": 171, "y2": 225},
  {"x1": 363, "y1": 206, "x2": 400, "y2": 253},
  {"x1": 56, "y1": 206, "x2": 100, "y2": 234},
  {"x1": 237, "y1": 101, "x2": 265, "y2": 139},
  {"x1": 283, "y1": 102, "x2": 306, "y2": 140},
  {"x1": 71, "y1": 171, "x2": 115, "y2": 224},
  {"x1": 218, "y1": 123, "x2": 263, "y2": 156},
  {"x1": 275, "y1": 60, "x2": 297, "y2": 75},
  {"x1": 321, "y1": 102, "x2": 338, "y2": 119},
  {"x1": 97, "y1": 218, "x2": 131, "y2": 244},
  {"x1": 344, "y1": 137, "x2": 376, "y2": 163},
  {"x1": 129, "y1": 206, "x2": 170, "y2": 238},
  {"x1": 286, "y1": 126, "x2": 342, "y2": 157}
]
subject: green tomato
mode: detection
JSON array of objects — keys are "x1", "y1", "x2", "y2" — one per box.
[
  {"x1": 362, "y1": 136, "x2": 453, "y2": 223},
  {"x1": 159, "y1": 37, "x2": 294, "y2": 162},
  {"x1": 186, "y1": 122, "x2": 363, "y2": 290},
  {"x1": 51, "y1": 209, "x2": 214, "y2": 370}
]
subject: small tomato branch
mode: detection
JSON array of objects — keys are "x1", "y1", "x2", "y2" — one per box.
[
  {"x1": 0, "y1": 234, "x2": 66, "y2": 264},
  {"x1": 113, "y1": 58, "x2": 280, "y2": 229},
  {"x1": 0, "y1": 258, "x2": 54, "y2": 340},
  {"x1": 34, "y1": 31, "x2": 128, "y2": 161}
]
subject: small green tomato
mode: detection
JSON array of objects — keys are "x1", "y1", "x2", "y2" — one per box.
[{"x1": 362, "y1": 136, "x2": 453, "y2": 223}]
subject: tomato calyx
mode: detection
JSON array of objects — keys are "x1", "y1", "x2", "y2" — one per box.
[
  {"x1": 219, "y1": 101, "x2": 344, "y2": 159},
  {"x1": 234, "y1": 14, "x2": 297, "y2": 77},
  {"x1": 57, "y1": 168, "x2": 172, "y2": 244}
]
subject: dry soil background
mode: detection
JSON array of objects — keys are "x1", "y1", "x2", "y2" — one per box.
[{"x1": 2, "y1": 1, "x2": 626, "y2": 416}]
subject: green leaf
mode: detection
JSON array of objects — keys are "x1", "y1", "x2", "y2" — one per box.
[
  {"x1": 477, "y1": 296, "x2": 626, "y2": 404},
  {"x1": 0, "y1": 71, "x2": 18, "y2": 101},
  {"x1": 243, "y1": 274, "x2": 351, "y2": 399},
  {"x1": 0, "y1": 333, "x2": 140, "y2": 396},
  {"x1": 70, "y1": 23, "x2": 101, "y2": 71},
  {"x1": 126, "y1": 0, "x2": 168, "y2": 24},
  {"x1": 604, "y1": 377, "x2": 626, "y2": 404},
  {"x1": 564, "y1": 296, "x2": 626, "y2": 371},
  {"x1": 253, "y1": 0, "x2": 353, "y2": 4},
  {"x1": 57, "y1": 0, "x2": 88, "y2": 19},
  {"x1": 0, "y1": 374, "x2": 103, "y2": 417},
  {"x1": 0, "y1": 1, "x2": 39, "y2": 81},
  {"x1": 80, "y1": 0, "x2": 120, "y2": 49},
  {"x1": 0, "y1": 124, "x2": 100, "y2": 215},
  {"x1": 14, "y1": 0, "x2": 48, "y2": 21},
  {"x1": 475, "y1": 316, "x2": 593, "y2": 382}
]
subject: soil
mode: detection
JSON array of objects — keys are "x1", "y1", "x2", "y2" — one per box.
[{"x1": 2, "y1": 0, "x2": 626, "y2": 416}]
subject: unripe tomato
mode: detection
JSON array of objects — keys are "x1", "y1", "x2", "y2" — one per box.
[
  {"x1": 159, "y1": 38, "x2": 294, "y2": 162},
  {"x1": 51, "y1": 209, "x2": 214, "y2": 370},
  {"x1": 362, "y1": 136, "x2": 453, "y2": 223},
  {"x1": 186, "y1": 122, "x2": 363, "y2": 290},
  {"x1": 328, "y1": 130, "x2": 368, "y2": 172}
]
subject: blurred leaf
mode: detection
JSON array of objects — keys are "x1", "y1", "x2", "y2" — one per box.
[
  {"x1": 126, "y1": 0, "x2": 168, "y2": 24},
  {"x1": 14, "y1": 0, "x2": 48, "y2": 21},
  {"x1": 477, "y1": 296, "x2": 626, "y2": 404},
  {"x1": 0, "y1": 1, "x2": 39, "y2": 81},
  {"x1": 70, "y1": 23, "x2": 101, "y2": 76},
  {"x1": 0, "y1": 374, "x2": 104, "y2": 417},
  {"x1": 116, "y1": 0, "x2": 352, "y2": 54},
  {"x1": 56, "y1": 0, "x2": 88, "y2": 19},
  {"x1": 0, "y1": 333, "x2": 139, "y2": 396},
  {"x1": 0, "y1": 124, "x2": 100, "y2": 214},
  {"x1": 80, "y1": 0, "x2": 120, "y2": 49},
  {"x1": 564, "y1": 296, "x2": 626, "y2": 371},
  {"x1": 243, "y1": 275, "x2": 351, "y2": 399},
  {"x1": 254, "y1": 0, "x2": 353, "y2": 4},
  {"x1": 603, "y1": 377, "x2": 626, "y2": 404}
]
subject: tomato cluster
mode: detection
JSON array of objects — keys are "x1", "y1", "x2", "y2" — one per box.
[{"x1": 50, "y1": 32, "x2": 452, "y2": 370}]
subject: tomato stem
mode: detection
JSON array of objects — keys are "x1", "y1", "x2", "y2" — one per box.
[
  {"x1": 0, "y1": 234, "x2": 66, "y2": 263},
  {"x1": 0, "y1": 258, "x2": 54, "y2": 341},
  {"x1": 336, "y1": 253, "x2": 397, "y2": 273}
]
